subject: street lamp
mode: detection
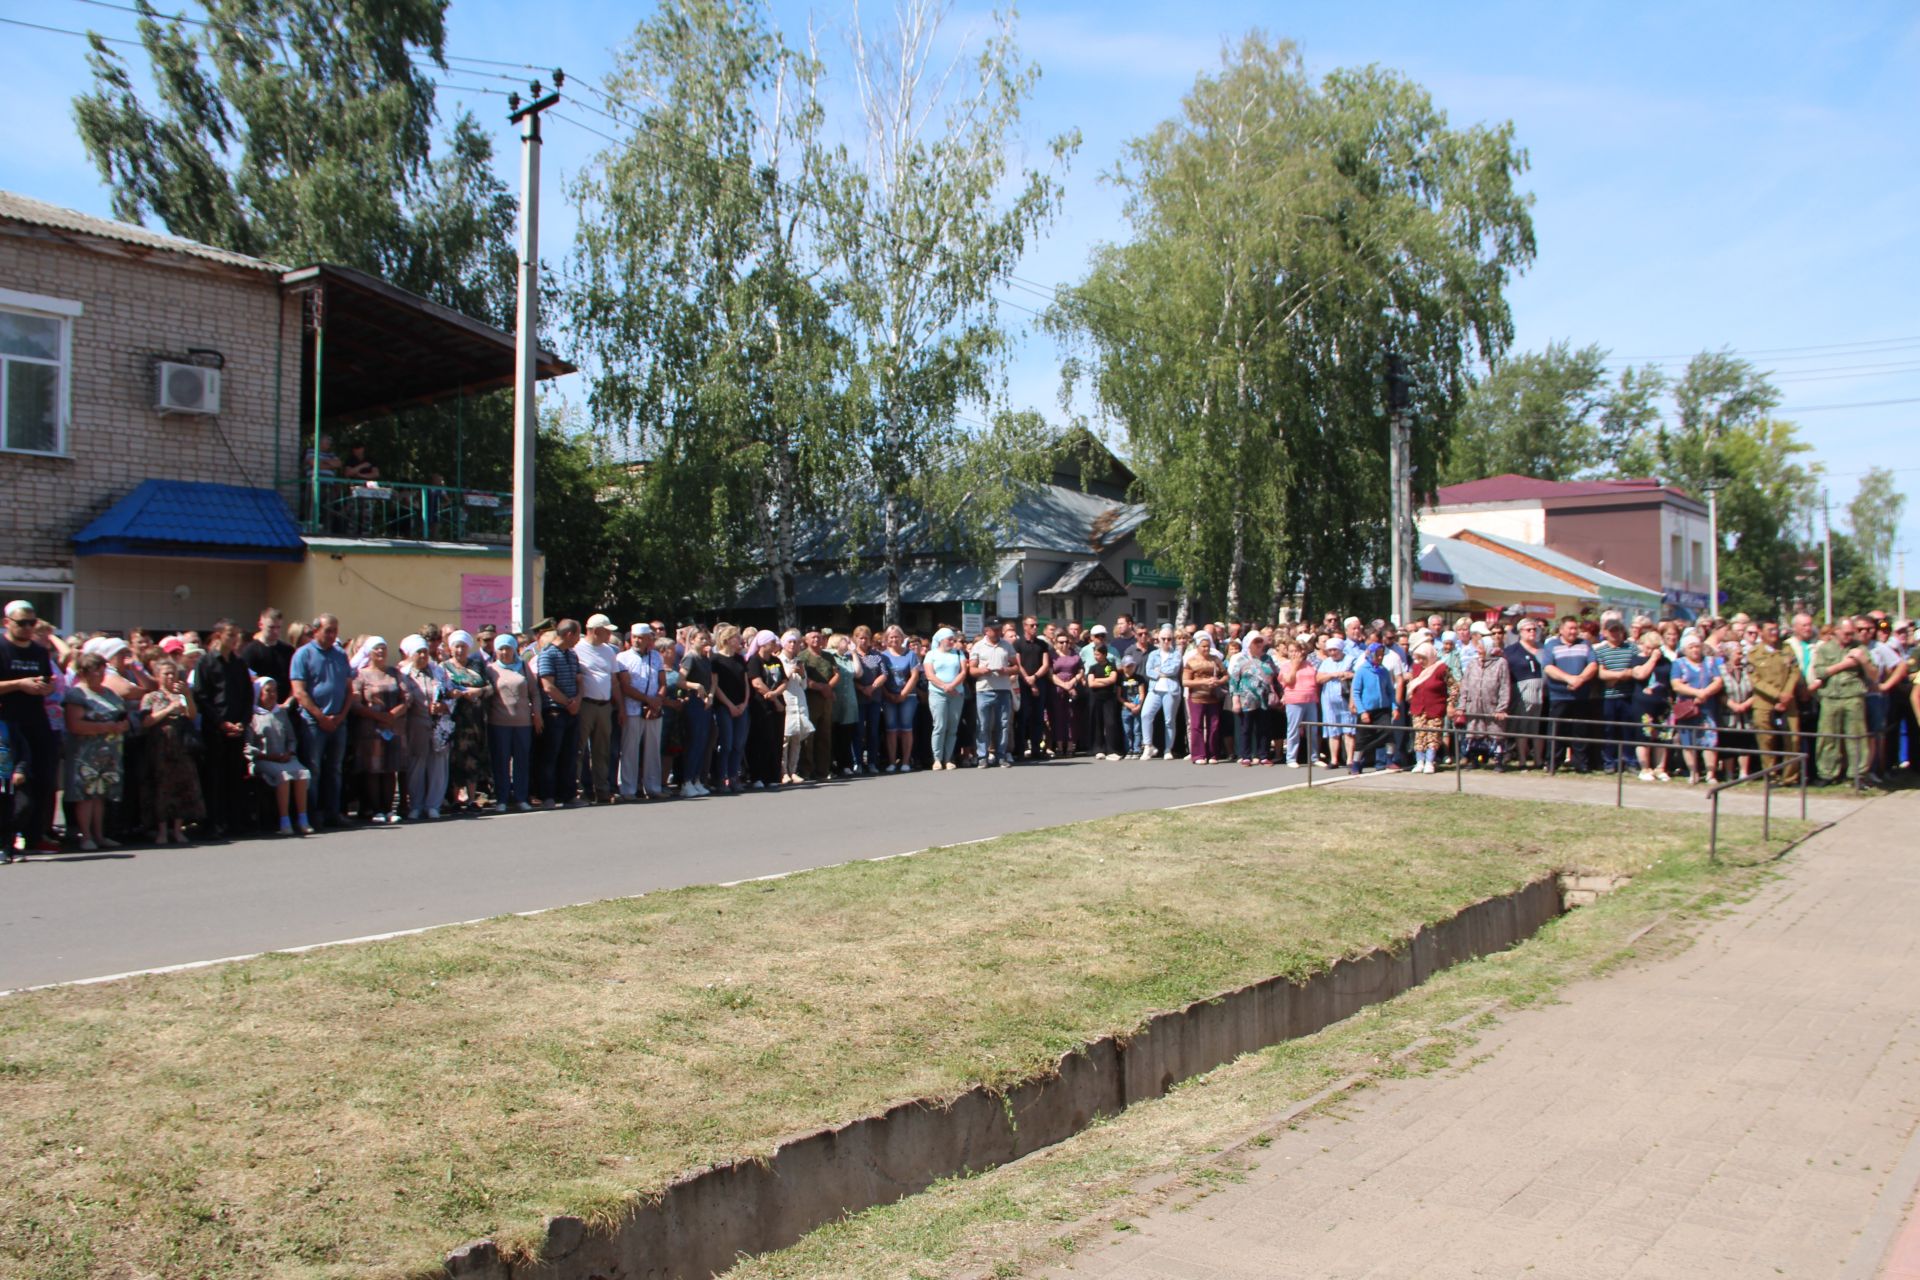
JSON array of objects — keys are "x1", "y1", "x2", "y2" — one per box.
[{"x1": 1700, "y1": 478, "x2": 1724, "y2": 616}]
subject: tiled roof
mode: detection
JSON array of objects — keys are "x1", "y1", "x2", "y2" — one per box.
[
  {"x1": 1433, "y1": 473, "x2": 1678, "y2": 506},
  {"x1": 73, "y1": 481, "x2": 306, "y2": 561},
  {"x1": 1460, "y1": 528, "x2": 1662, "y2": 600},
  {"x1": 0, "y1": 190, "x2": 282, "y2": 273}
]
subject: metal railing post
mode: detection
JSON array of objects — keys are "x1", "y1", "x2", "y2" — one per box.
[
  {"x1": 1617, "y1": 758, "x2": 1625, "y2": 808},
  {"x1": 1306, "y1": 725, "x2": 1314, "y2": 788},
  {"x1": 1454, "y1": 722, "x2": 1464, "y2": 793},
  {"x1": 1708, "y1": 791, "x2": 1720, "y2": 864},
  {"x1": 1800, "y1": 766, "x2": 1808, "y2": 821},
  {"x1": 1762, "y1": 768, "x2": 1771, "y2": 843}
]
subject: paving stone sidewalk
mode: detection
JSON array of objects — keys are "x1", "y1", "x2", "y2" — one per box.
[{"x1": 1048, "y1": 791, "x2": 1920, "y2": 1280}]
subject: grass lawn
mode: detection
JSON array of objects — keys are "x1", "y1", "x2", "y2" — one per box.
[{"x1": 0, "y1": 788, "x2": 1790, "y2": 1280}]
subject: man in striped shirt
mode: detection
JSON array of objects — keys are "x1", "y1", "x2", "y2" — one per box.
[{"x1": 1592, "y1": 616, "x2": 1642, "y2": 773}]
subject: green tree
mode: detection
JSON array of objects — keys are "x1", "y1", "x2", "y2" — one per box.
[
  {"x1": 73, "y1": 0, "x2": 516, "y2": 324},
  {"x1": 829, "y1": 0, "x2": 1075, "y2": 626},
  {"x1": 1441, "y1": 342, "x2": 1670, "y2": 483},
  {"x1": 1846, "y1": 465, "x2": 1906, "y2": 587},
  {"x1": 1060, "y1": 37, "x2": 1534, "y2": 620},
  {"x1": 568, "y1": 0, "x2": 847, "y2": 626}
]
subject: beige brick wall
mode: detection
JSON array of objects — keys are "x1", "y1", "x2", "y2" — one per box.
[{"x1": 0, "y1": 232, "x2": 304, "y2": 590}]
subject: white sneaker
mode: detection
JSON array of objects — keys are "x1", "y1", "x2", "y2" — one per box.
[
  {"x1": 1143, "y1": 747, "x2": 1158, "y2": 760},
  {"x1": 1286, "y1": 760, "x2": 1300, "y2": 769},
  {"x1": 1638, "y1": 770, "x2": 1655, "y2": 782}
]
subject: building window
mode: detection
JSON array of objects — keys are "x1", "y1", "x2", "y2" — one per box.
[
  {"x1": 0, "y1": 289, "x2": 79, "y2": 456},
  {"x1": 1669, "y1": 533, "x2": 1683, "y2": 580},
  {"x1": 0, "y1": 581, "x2": 72, "y2": 630},
  {"x1": 1691, "y1": 540, "x2": 1705, "y2": 582}
]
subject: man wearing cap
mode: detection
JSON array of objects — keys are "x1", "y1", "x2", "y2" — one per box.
[
  {"x1": 575, "y1": 615, "x2": 622, "y2": 804},
  {"x1": 967, "y1": 619, "x2": 1016, "y2": 768},
  {"x1": 617, "y1": 623, "x2": 667, "y2": 800},
  {"x1": 1, "y1": 600, "x2": 61, "y2": 852},
  {"x1": 534, "y1": 620, "x2": 584, "y2": 807},
  {"x1": 194, "y1": 619, "x2": 258, "y2": 835},
  {"x1": 289, "y1": 612, "x2": 356, "y2": 826},
  {"x1": 1748, "y1": 618, "x2": 1802, "y2": 786}
]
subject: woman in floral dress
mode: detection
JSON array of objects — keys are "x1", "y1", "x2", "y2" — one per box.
[
  {"x1": 350, "y1": 638, "x2": 413, "y2": 824},
  {"x1": 139, "y1": 658, "x2": 205, "y2": 844},
  {"x1": 63, "y1": 651, "x2": 129, "y2": 852},
  {"x1": 441, "y1": 630, "x2": 492, "y2": 810}
]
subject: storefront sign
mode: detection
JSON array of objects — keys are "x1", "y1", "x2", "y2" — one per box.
[
  {"x1": 1663, "y1": 588, "x2": 1708, "y2": 611},
  {"x1": 1124, "y1": 558, "x2": 1181, "y2": 589},
  {"x1": 961, "y1": 602, "x2": 985, "y2": 635}
]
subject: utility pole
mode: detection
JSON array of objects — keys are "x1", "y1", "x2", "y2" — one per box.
[
  {"x1": 508, "y1": 74, "x2": 562, "y2": 634},
  {"x1": 1387, "y1": 355, "x2": 1412, "y2": 626},
  {"x1": 1821, "y1": 487, "x2": 1833, "y2": 625},
  {"x1": 1701, "y1": 479, "x2": 1723, "y2": 616},
  {"x1": 1899, "y1": 546, "x2": 1908, "y2": 622}
]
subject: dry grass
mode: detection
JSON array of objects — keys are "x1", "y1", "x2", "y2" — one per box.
[{"x1": 0, "y1": 788, "x2": 1737, "y2": 1280}]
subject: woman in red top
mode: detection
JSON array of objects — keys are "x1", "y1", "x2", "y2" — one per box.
[{"x1": 1405, "y1": 641, "x2": 1453, "y2": 774}]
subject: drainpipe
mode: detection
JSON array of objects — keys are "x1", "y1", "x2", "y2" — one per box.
[{"x1": 309, "y1": 286, "x2": 325, "y2": 528}]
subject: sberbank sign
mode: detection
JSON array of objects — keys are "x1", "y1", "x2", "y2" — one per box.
[{"x1": 1124, "y1": 558, "x2": 1181, "y2": 588}]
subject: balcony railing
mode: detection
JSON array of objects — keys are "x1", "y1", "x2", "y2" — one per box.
[{"x1": 302, "y1": 477, "x2": 511, "y2": 544}]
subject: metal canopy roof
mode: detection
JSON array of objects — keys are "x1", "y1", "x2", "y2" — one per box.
[
  {"x1": 282, "y1": 263, "x2": 573, "y2": 422},
  {"x1": 1039, "y1": 558, "x2": 1127, "y2": 597},
  {"x1": 73, "y1": 480, "x2": 306, "y2": 562}
]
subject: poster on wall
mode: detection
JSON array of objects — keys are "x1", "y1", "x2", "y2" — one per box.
[
  {"x1": 961, "y1": 602, "x2": 985, "y2": 636},
  {"x1": 460, "y1": 573, "x2": 512, "y2": 633}
]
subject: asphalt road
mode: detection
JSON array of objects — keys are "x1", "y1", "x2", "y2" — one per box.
[{"x1": 0, "y1": 758, "x2": 1303, "y2": 991}]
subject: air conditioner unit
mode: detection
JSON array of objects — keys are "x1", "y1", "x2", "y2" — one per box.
[{"x1": 155, "y1": 361, "x2": 221, "y2": 416}]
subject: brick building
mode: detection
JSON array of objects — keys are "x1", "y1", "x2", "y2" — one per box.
[
  {"x1": 0, "y1": 191, "x2": 566, "y2": 637},
  {"x1": 1418, "y1": 473, "x2": 1713, "y2": 619}
]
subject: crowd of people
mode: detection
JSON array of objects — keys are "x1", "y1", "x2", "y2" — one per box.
[{"x1": 1, "y1": 597, "x2": 1912, "y2": 858}]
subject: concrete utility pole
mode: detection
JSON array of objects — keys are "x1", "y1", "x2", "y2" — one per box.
[
  {"x1": 1387, "y1": 355, "x2": 1413, "y2": 626},
  {"x1": 1701, "y1": 479, "x2": 1723, "y2": 615},
  {"x1": 1899, "y1": 546, "x2": 1908, "y2": 621},
  {"x1": 1821, "y1": 488, "x2": 1834, "y2": 625},
  {"x1": 508, "y1": 75, "x2": 561, "y2": 634}
]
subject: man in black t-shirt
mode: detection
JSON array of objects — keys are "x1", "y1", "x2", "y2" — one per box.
[
  {"x1": 1012, "y1": 615, "x2": 1052, "y2": 759},
  {"x1": 0, "y1": 600, "x2": 59, "y2": 853},
  {"x1": 238, "y1": 608, "x2": 294, "y2": 695}
]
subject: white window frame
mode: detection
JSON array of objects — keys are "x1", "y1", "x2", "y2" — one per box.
[
  {"x1": 0, "y1": 579, "x2": 74, "y2": 631},
  {"x1": 0, "y1": 287, "x2": 81, "y2": 458}
]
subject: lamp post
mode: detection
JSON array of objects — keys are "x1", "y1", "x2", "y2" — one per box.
[{"x1": 1701, "y1": 478, "x2": 1724, "y2": 616}]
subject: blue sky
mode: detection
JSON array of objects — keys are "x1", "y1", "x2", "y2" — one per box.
[{"x1": 4, "y1": 0, "x2": 1918, "y2": 592}]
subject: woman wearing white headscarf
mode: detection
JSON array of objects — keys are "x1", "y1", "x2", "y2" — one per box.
[
  {"x1": 1455, "y1": 633, "x2": 1511, "y2": 769},
  {"x1": 923, "y1": 627, "x2": 968, "y2": 769},
  {"x1": 746, "y1": 629, "x2": 788, "y2": 790},
  {"x1": 351, "y1": 636, "x2": 413, "y2": 823},
  {"x1": 398, "y1": 634, "x2": 450, "y2": 820},
  {"x1": 485, "y1": 634, "x2": 538, "y2": 810},
  {"x1": 778, "y1": 630, "x2": 814, "y2": 784},
  {"x1": 441, "y1": 629, "x2": 492, "y2": 809}
]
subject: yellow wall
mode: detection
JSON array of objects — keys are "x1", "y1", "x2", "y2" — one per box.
[
  {"x1": 267, "y1": 544, "x2": 543, "y2": 641},
  {"x1": 76, "y1": 556, "x2": 272, "y2": 633}
]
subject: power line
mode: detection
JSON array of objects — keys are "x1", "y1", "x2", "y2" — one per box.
[
  {"x1": 0, "y1": 15, "x2": 138, "y2": 44},
  {"x1": 1601, "y1": 334, "x2": 1920, "y2": 365}
]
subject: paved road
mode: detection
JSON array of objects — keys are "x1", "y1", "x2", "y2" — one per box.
[
  {"x1": 0, "y1": 759, "x2": 1305, "y2": 990},
  {"x1": 1048, "y1": 790, "x2": 1920, "y2": 1280}
]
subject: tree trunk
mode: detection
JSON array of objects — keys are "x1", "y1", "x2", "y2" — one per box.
[
  {"x1": 1226, "y1": 502, "x2": 1246, "y2": 622},
  {"x1": 1175, "y1": 589, "x2": 1191, "y2": 629},
  {"x1": 774, "y1": 443, "x2": 798, "y2": 632},
  {"x1": 882, "y1": 489, "x2": 902, "y2": 629}
]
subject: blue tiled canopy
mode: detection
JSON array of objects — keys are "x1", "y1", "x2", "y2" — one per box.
[{"x1": 73, "y1": 480, "x2": 306, "y2": 562}]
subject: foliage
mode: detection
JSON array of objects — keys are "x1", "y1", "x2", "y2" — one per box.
[
  {"x1": 1057, "y1": 36, "x2": 1535, "y2": 620},
  {"x1": 73, "y1": 0, "x2": 517, "y2": 325},
  {"x1": 567, "y1": 0, "x2": 850, "y2": 625},
  {"x1": 1441, "y1": 342, "x2": 1668, "y2": 483},
  {"x1": 828, "y1": 0, "x2": 1076, "y2": 625},
  {"x1": 1845, "y1": 465, "x2": 1906, "y2": 587}
]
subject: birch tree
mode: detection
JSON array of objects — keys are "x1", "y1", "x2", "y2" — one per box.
[
  {"x1": 1060, "y1": 37, "x2": 1534, "y2": 619},
  {"x1": 568, "y1": 0, "x2": 846, "y2": 625},
  {"x1": 830, "y1": 0, "x2": 1075, "y2": 626}
]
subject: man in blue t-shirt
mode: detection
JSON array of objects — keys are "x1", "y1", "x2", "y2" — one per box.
[
  {"x1": 289, "y1": 612, "x2": 356, "y2": 825},
  {"x1": 1542, "y1": 616, "x2": 1598, "y2": 773}
]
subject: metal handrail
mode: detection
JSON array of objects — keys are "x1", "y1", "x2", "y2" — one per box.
[
  {"x1": 1291, "y1": 714, "x2": 1828, "y2": 861},
  {"x1": 302, "y1": 476, "x2": 510, "y2": 542},
  {"x1": 1704, "y1": 755, "x2": 1806, "y2": 863}
]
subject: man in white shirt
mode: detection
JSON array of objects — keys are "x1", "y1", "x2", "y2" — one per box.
[
  {"x1": 968, "y1": 619, "x2": 1017, "y2": 767},
  {"x1": 617, "y1": 623, "x2": 667, "y2": 799},
  {"x1": 574, "y1": 614, "x2": 623, "y2": 804}
]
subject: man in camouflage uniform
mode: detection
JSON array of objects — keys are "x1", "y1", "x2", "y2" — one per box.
[
  {"x1": 1810, "y1": 617, "x2": 1875, "y2": 786},
  {"x1": 1747, "y1": 618, "x2": 1801, "y2": 784}
]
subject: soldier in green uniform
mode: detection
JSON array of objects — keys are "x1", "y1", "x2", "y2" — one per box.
[
  {"x1": 1747, "y1": 619, "x2": 1801, "y2": 784},
  {"x1": 1810, "y1": 617, "x2": 1874, "y2": 786}
]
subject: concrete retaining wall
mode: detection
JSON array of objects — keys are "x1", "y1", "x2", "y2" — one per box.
[{"x1": 444, "y1": 874, "x2": 1564, "y2": 1280}]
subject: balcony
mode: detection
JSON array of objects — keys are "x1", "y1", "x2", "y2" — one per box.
[{"x1": 302, "y1": 477, "x2": 511, "y2": 544}]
